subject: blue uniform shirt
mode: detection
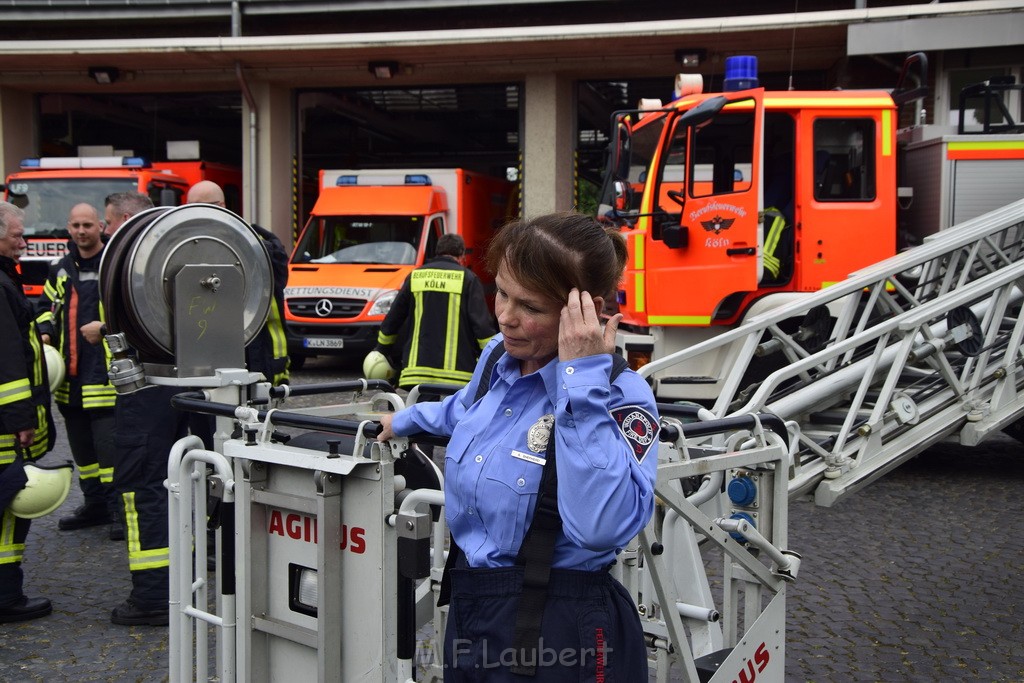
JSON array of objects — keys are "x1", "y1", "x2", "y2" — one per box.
[{"x1": 392, "y1": 336, "x2": 659, "y2": 571}]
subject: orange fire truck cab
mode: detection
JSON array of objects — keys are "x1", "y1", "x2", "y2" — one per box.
[
  {"x1": 2, "y1": 155, "x2": 241, "y2": 297},
  {"x1": 599, "y1": 55, "x2": 1024, "y2": 401},
  {"x1": 603, "y1": 87, "x2": 898, "y2": 331}
]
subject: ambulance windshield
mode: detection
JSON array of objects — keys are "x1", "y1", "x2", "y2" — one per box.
[{"x1": 294, "y1": 215, "x2": 421, "y2": 265}]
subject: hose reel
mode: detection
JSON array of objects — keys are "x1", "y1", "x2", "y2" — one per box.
[{"x1": 100, "y1": 204, "x2": 273, "y2": 387}]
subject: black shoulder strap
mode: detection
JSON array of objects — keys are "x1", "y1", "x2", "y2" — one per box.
[
  {"x1": 437, "y1": 342, "x2": 508, "y2": 608},
  {"x1": 510, "y1": 353, "x2": 628, "y2": 676},
  {"x1": 473, "y1": 342, "x2": 506, "y2": 403}
]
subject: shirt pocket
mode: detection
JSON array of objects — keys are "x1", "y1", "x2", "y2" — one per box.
[
  {"x1": 444, "y1": 445, "x2": 469, "y2": 528},
  {"x1": 479, "y1": 447, "x2": 546, "y2": 554}
]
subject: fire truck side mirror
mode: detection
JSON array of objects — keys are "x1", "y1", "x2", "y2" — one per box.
[
  {"x1": 678, "y1": 95, "x2": 728, "y2": 131},
  {"x1": 4, "y1": 186, "x2": 29, "y2": 209},
  {"x1": 612, "y1": 180, "x2": 633, "y2": 211}
]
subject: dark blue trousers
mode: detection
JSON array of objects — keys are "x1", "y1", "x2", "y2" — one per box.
[
  {"x1": 113, "y1": 384, "x2": 189, "y2": 607},
  {"x1": 444, "y1": 566, "x2": 647, "y2": 682}
]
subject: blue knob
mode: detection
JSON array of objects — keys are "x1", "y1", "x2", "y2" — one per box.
[
  {"x1": 728, "y1": 512, "x2": 756, "y2": 542},
  {"x1": 727, "y1": 476, "x2": 757, "y2": 506}
]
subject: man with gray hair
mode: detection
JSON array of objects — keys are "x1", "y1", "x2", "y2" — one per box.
[
  {"x1": 0, "y1": 201, "x2": 55, "y2": 623},
  {"x1": 103, "y1": 191, "x2": 154, "y2": 237}
]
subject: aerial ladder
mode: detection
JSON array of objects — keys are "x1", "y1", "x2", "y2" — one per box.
[{"x1": 99, "y1": 198, "x2": 1024, "y2": 682}]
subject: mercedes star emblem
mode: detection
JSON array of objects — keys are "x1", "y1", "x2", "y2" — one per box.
[{"x1": 314, "y1": 298, "x2": 334, "y2": 317}]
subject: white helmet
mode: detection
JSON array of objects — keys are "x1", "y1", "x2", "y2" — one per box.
[
  {"x1": 42, "y1": 344, "x2": 65, "y2": 393},
  {"x1": 362, "y1": 350, "x2": 395, "y2": 381},
  {"x1": 9, "y1": 462, "x2": 73, "y2": 519}
]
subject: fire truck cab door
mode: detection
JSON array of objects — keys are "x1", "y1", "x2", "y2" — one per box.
[{"x1": 645, "y1": 90, "x2": 764, "y2": 325}]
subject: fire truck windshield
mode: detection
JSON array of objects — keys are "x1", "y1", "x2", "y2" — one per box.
[
  {"x1": 6, "y1": 177, "x2": 139, "y2": 237},
  {"x1": 597, "y1": 111, "x2": 666, "y2": 222},
  {"x1": 294, "y1": 216, "x2": 422, "y2": 265}
]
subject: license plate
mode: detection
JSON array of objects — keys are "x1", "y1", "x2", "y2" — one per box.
[{"x1": 303, "y1": 337, "x2": 344, "y2": 349}]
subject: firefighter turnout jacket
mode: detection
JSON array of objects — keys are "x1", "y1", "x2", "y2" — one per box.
[
  {"x1": 0, "y1": 257, "x2": 53, "y2": 465},
  {"x1": 35, "y1": 242, "x2": 115, "y2": 411},
  {"x1": 246, "y1": 224, "x2": 290, "y2": 385},
  {"x1": 377, "y1": 255, "x2": 495, "y2": 387}
]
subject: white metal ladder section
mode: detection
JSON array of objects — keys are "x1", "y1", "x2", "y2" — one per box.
[{"x1": 640, "y1": 198, "x2": 1024, "y2": 506}]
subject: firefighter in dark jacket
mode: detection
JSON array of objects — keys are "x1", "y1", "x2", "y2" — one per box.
[
  {"x1": 0, "y1": 201, "x2": 55, "y2": 623},
  {"x1": 375, "y1": 233, "x2": 495, "y2": 389},
  {"x1": 36, "y1": 203, "x2": 120, "y2": 538}
]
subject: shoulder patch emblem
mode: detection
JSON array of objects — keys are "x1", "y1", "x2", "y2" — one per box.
[
  {"x1": 611, "y1": 405, "x2": 659, "y2": 464},
  {"x1": 526, "y1": 413, "x2": 555, "y2": 453}
]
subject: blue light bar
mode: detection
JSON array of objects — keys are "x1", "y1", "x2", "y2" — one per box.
[
  {"x1": 404, "y1": 174, "x2": 432, "y2": 185},
  {"x1": 336, "y1": 175, "x2": 358, "y2": 186},
  {"x1": 20, "y1": 158, "x2": 41, "y2": 168},
  {"x1": 724, "y1": 55, "x2": 759, "y2": 92}
]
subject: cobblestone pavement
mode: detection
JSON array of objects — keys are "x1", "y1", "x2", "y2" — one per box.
[{"x1": 2, "y1": 357, "x2": 1022, "y2": 682}]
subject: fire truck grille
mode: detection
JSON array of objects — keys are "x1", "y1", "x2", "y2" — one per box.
[{"x1": 288, "y1": 297, "x2": 366, "y2": 320}]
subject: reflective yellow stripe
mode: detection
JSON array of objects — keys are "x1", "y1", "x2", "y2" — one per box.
[
  {"x1": 400, "y1": 367, "x2": 475, "y2": 386},
  {"x1": 79, "y1": 462, "x2": 101, "y2": 481},
  {"x1": 99, "y1": 466, "x2": 114, "y2": 484},
  {"x1": 123, "y1": 492, "x2": 169, "y2": 571},
  {"x1": 0, "y1": 378, "x2": 31, "y2": 406},
  {"x1": 634, "y1": 233, "x2": 645, "y2": 270},
  {"x1": 0, "y1": 405, "x2": 52, "y2": 461},
  {"x1": 882, "y1": 109, "x2": 892, "y2": 157},
  {"x1": 0, "y1": 510, "x2": 25, "y2": 564},
  {"x1": 443, "y1": 291, "x2": 461, "y2": 371},
  {"x1": 632, "y1": 232, "x2": 646, "y2": 313},
  {"x1": 763, "y1": 96, "x2": 895, "y2": 108},
  {"x1": 648, "y1": 315, "x2": 713, "y2": 325},
  {"x1": 378, "y1": 330, "x2": 399, "y2": 345},
  {"x1": 267, "y1": 303, "x2": 288, "y2": 369},
  {"x1": 476, "y1": 335, "x2": 493, "y2": 350},
  {"x1": 947, "y1": 140, "x2": 1024, "y2": 152},
  {"x1": 634, "y1": 273, "x2": 645, "y2": 314},
  {"x1": 408, "y1": 290, "x2": 425, "y2": 369},
  {"x1": 129, "y1": 548, "x2": 170, "y2": 571}
]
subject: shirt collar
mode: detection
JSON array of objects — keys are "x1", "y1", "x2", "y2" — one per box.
[{"x1": 492, "y1": 339, "x2": 561, "y2": 402}]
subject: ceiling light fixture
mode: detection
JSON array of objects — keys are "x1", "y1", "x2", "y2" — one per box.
[
  {"x1": 674, "y1": 49, "x2": 707, "y2": 69},
  {"x1": 88, "y1": 66, "x2": 120, "y2": 84},
  {"x1": 368, "y1": 61, "x2": 400, "y2": 80}
]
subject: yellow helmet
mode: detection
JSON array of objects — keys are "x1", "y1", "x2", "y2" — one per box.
[
  {"x1": 42, "y1": 344, "x2": 65, "y2": 393},
  {"x1": 362, "y1": 350, "x2": 395, "y2": 381},
  {"x1": 9, "y1": 462, "x2": 73, "y2": 519}
]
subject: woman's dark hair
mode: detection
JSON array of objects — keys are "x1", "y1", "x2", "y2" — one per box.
[{"x1": 485, "y1": 212, "x2": 627, "y2": 304}]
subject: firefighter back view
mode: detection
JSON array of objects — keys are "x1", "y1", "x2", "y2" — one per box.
[
  {"x1": 0, "y1": 201, "x2": 57, "y2": 623},
  {"x1": 372, "y1": 233, "x2": 495, "y2": 389}
]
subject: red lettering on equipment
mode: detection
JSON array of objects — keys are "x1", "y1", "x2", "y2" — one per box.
[{"x1": 267, "y1": 509, "x2": 365, "y2": 554}]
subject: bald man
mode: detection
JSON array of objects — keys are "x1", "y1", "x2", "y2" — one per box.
[
  {"x1": 35, "y1": 202, "x2": 120, "y2": 536},
  {"x1": 185, "y1": 179, "x2": 224, "y2": 206}
]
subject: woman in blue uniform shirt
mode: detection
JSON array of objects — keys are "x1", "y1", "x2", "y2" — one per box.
[{"x1": 378, "y1": 212, "x2": 659, "y2": 681}]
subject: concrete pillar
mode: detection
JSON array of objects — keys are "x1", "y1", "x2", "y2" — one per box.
[
  {"x1": 242, "y1": 79, "x2": 294, "y2": 248},
  {"x1": 0, "y1": 88, "x2": 36, "y2": 177},
  {"x1": 522, "y1": 73, "x2": 575, "y2": 217}
]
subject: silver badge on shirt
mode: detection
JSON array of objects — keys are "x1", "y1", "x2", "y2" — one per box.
[{"x1": 526, "y1": 413, "x2": 555, "y2": 453}]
